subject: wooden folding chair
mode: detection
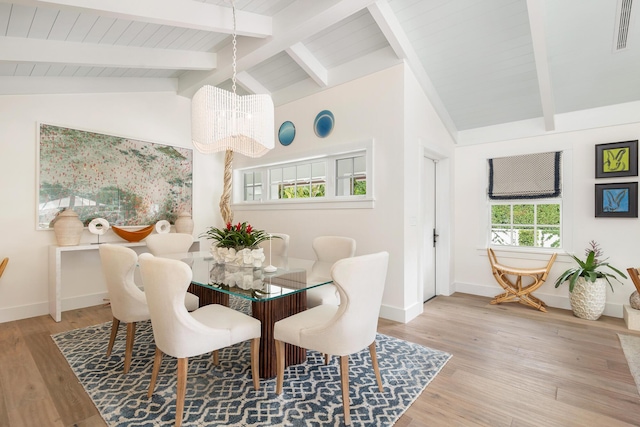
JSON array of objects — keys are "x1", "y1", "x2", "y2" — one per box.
[
  {"x1": 0, "y1": 258, "x2": 8, "y2": 278},
  {"x1": 487, "y1": 249, "x2": 556, "y2": 312},
  {"x1": 626, "y1": 267, "x2": 640, "y2": 293}
]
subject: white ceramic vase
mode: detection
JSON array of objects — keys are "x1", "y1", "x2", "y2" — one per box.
[
  {"x1": 174, "y1": 211, "x2": 194, "y2": 234},
  {"x1": 53, "y1": 209, "x2": 84, "y2": 246},
  {"x1": 569, "y1": 277, "x2": 607, "y2": 320}
]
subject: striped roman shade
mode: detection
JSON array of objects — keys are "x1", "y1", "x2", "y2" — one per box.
[{"x1": 488, "y1": 151, "x2": 562, "y2": 200}]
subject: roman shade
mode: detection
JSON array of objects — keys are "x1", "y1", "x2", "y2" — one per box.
[{"x1": 488, "y1": 151, "x2": 562, "y2": 200}]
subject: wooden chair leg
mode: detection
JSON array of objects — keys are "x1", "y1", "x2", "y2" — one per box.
[
  {"x1": 212, "y1": 350, "x2": 219, "y2": 366},
  {"x1": 369, "y1": 341, "x2": 383, "y2": 392},
  {"x1": 175, "y1": 358, "x2": 188, "y2": 427},
  {"x1": 275, "y1": 339, "x2": 285, "y2": 394},
  {"x1": 148, "y1": 347, "x2": 163, "y2": 398},
  {"x1": 324, "y1": 353, "x2": 330, "y2": 365},
  {"x1": 124, "y1": 322, "x2": 136, "y2": 374},
  {"x1": 250, "y1": 338, "x2": 260, "y2": 390},
  {"x1": 340, "y1": 355, "x2": 351, "y2": 426},
  {"x1": 106, "y1": 317, "x2": 120, "y2": 357}
]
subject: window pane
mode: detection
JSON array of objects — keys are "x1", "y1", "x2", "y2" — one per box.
[
  {"x1": 337, "y1": 158, "x2": 353, "y2": 177},
  {"x1": 283, "y1": 166, "x2": 296, "y2": 182},
  {"x1": 513, "y1": 204, "x2": 534, "y2": 224},
  {"x1": 270, "y1": 184, "x2": 279, "y2": 200},
  {"x1": 537, "y1": 227, "x2": 561, "y2": 248},
  {"x1": 312, "y1": 183, "x2": 325, "y2": 197},
  {"x1": 297, "y1": 164, "x2": 311, "y2": 181},
  {"x1": 254, "y1": 173, "x2": 262, "y2": 185},
  {"x1": 336, "y1": 177, "x2": 350, "y2": 196},
  {"x1": 514, "y1": 226, "x2": 535, "y2": 246},
  {"x1": 354, "y1": 179, "x2": 366, "y2": 195},
  {"x1": 491, "y1": 228, "x2": 512, "y2": 245},
  {"x1": 354, "y1": 156, "x2": 366, "y2": 174},
  {"x1": 537, "y1": 204, "x2": 560, "y2": 225},
  {"x1": 245, "y1": 187, "x2": 254, "y2": 200},
  {"x1": 312, "y1": 162, "x2": 325, "y2": 179},
  {"x1": 270, "y1": 168, "x2": 282, "y2": 183},
  {"x1": 491, "y1": 205, "x2": 510, "y2": 224},
  {"x1": 244, "y1": 172, "x2": 254, "y2": 186}
]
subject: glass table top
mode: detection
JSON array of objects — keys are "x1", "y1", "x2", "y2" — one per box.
[{"x1": 167, "y1": 251, "x2": 333, "y2": 302}]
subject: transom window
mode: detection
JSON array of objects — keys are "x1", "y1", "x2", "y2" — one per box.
[{"x1": 239, "y1": 147, "x2": 370, "y2": 204}]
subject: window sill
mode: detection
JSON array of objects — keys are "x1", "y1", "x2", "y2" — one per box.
[{"x1": 233, "y1": 197, "x2": 375, "y2": 211}]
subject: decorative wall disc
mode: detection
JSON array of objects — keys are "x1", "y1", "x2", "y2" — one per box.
[
  {"x1": 314, "y1": 110, "x2": 334, "y2": 138},
  {"x1": 88, "y1": 218, "x2": 109, "y2": 235},
  {"x1": 278, "y1": 121, "x2": 295, "y2": 146},
  {"x1": 155, "y1": 220, "x2": 171, "y2": 234}
]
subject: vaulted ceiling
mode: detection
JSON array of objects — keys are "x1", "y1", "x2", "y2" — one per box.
[{"x1": 1, "y1": 0, "x2": 639, "y2": 144}]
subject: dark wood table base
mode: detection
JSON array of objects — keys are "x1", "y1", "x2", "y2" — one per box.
[{"x1": 187, "y1": 283, "x2": 307, "y2": 378}]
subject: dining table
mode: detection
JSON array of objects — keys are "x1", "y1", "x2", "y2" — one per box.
[{"x1": 162, "y1": 251, "x2": 334, "y2": 379}]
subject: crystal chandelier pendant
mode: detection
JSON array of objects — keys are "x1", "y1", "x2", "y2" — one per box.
[{"x1": 191, "y1": 86, "x2": 274, "y2": 157}]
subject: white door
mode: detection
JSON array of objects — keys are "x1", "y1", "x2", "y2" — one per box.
[{"x1": 423, "y1": 156, "x2": 437, "y2": 302}]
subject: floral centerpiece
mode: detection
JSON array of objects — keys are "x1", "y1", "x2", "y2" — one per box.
[{"x1": 200, "y1": 222, "x2": 269, "y2": 267}]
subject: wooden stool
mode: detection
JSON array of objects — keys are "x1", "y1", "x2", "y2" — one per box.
[
  {"x1": 0, "y1": 258, "x2": 8, "y2": 278},
  {"x1": 487, "y1": 249, "x2": 556, "y2": 312}
]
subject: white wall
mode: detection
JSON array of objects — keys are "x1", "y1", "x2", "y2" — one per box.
[
  {"x1": 234, "y1": 64, "x2": 457, "y2": 323},
  {"x1": 454, "y1": 120, "x2": 640, "y2": 317},
  {"x1": 0, "y1": 92, "x2": 222, "y2": 322}
]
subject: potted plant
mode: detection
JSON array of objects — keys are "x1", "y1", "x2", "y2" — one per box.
[
  {"x1": 554, "y1": 240, "x2": 626, "y2": 320},
  {"x1": 200, "y1": 222, "x2": 272, "y2": 267}
]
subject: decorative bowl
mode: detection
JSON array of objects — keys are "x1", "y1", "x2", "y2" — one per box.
[{"x1": 111, "y1": 225, "x2": 154, "y2": 242}]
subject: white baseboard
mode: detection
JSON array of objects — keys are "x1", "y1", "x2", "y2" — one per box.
[
  {"x1": 379, "y1": 301, "x2": 423, "y2": 323},
  {"x1": 453, "y1": 281, "x2": 624, "y2": 318},
  {"x1": 0, "y1": 292, "x2": 110, "y2": 324}
]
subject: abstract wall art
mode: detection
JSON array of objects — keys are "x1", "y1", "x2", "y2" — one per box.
[{"x1": 37, "y1": 124, "x2": 192, "y2": 230}]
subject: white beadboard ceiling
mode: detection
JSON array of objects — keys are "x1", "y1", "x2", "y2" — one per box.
[{"x1": 0, "y1": 0, "x2": 639, "y2": 144}]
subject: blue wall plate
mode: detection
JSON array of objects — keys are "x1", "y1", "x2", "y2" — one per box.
[
  {"x1": 278, "y1": 121, "x2": 295, "y2": 146},
  {"x1": 314, "y1": 110, "x2": 334, "y2": 138}
]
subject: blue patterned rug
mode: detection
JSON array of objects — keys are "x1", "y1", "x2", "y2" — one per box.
[{"x1": 52, "y1": 301, "x2": 451, "y2": 427}]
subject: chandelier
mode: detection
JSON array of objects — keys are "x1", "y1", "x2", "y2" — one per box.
[{"x1": 191, "y1": 0, "x2": 274, "y2": 223}]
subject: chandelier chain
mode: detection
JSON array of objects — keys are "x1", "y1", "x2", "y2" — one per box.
[{"x1": 231, "y1": 0, "x2": 237, "y2": 95}]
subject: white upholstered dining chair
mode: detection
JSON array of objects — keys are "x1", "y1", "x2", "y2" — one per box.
[
  {"x1": 138, "y1": 253, "x2": 261, "y2": 427},
  {"x1": 99, "y1": 244, "x2": 199, "y2": 374},
  {"x1": 259, "y1": 232, "x2": 290, "y2": 260},
  {"x1": 307, "y1": 235, "x2": 356, "y2": 307},
  {"x1": 145, "y1": 232, "x2": 195, "y2": 256},
  {"x1": 273, "y1": 251, "x2": 389, "y2": 426}
]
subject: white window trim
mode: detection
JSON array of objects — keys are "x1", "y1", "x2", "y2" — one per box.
[{"x1": 233, "y1": 139, "x2": 375, "y2": 212}]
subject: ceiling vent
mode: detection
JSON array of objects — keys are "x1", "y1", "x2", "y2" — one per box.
[{"x1": 614, "y1": 0, "x2": 633, "y2": 51}]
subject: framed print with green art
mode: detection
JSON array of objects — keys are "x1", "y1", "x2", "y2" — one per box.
[{"x1": 595, "y1": 140, "x2": 638, "y2": 178}]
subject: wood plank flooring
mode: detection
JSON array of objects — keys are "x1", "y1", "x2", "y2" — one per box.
[{"x1": 1, "y1": 293, "x2": 639, "y2": 426}]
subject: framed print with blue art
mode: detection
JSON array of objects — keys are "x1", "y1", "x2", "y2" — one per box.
[{"x1": 595, "y1": 182, "x2": 638, "y2": 218}]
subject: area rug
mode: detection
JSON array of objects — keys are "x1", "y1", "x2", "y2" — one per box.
[
  {"x1": 52, "y1": 313, "x2": 450, "y2": 427},
  {"x1": 619, "y1": 333, "x2": 640, "y2": 396}
]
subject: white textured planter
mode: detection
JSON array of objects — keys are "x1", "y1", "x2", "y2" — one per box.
[
  {"x1": 210, "y1": 246, "x2": 265, "y2": 268},
  {"x1": 569, "y1": 277, "x2": 607, "y2": 320}
]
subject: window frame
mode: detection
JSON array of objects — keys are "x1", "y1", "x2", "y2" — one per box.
[
  {"x1": 483, "y1": 148, "x2": 573, "y2": 255},
  {"x1": 233, "y1": 140, "x2": 374, "y2": 212},
  {"x1": 489, "y1": 199, "x2": 562, "y2": 249}
]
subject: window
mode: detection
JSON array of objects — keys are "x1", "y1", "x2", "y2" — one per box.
[
  {"x1": 488, "y1": 151, "x2": 563, "y2": 249},
  {"x1": 243, "y1": 171, "x2": 262, "y2": 201},
  {"x1": 490, "y1": 202, "x2": 561, "y2": 248},
  {"x1": 336, "y1": 156, "x2": 366, "y2": 196},
  {"x1": 269, "y1": 162, "x2": 326, "y2": 199},
  {"x1": 236, "y1": 141, "x2": 372, "y2": 209}
]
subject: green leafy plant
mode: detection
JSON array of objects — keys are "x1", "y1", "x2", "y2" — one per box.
[
  {"x1": 199, "y1": 222, "x2": 272, "y2": 249},
  {"x1": 554, "y1": 240, "x2": 626, "y2": 292}
]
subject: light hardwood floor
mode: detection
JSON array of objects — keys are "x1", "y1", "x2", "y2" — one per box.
[{"x1": 1, "y1": 293, "x2": 639, "y2": 426}]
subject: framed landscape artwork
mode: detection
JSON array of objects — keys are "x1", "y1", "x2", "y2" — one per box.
[
  {"x1": 595, "y1": 140, "x2": 638, "y2": 178},
  {"x1": 37, "y1": 123, "x2": 193, "y2": 230},
  {"x1": 595, "y1": 182, "x2": 638, "y2": 218}
]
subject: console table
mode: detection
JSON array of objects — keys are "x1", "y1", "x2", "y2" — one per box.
[{"x1": 48, "y1": 241, "x2": 199, "y2": 322}]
